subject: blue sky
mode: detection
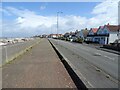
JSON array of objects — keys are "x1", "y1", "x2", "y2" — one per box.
[
  {"x1": 2, "y1": 2, "x2": 100, "y2": 19},
  {"x1": 1, "y1": 1, "x2": 118, "y2": 37}
]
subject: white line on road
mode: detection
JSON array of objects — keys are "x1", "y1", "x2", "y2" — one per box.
[
  {"x1": 103, "y1": 55, "x2": 115, "y2": 61},
  {"x1": 94, "y1": 52, "x2": 102, "y2": 56},
  {"x1": 94, "y1": 52, "x2": 115, "y2": 61}
]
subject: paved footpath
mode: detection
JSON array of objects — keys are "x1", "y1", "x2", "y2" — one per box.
[{"x1": 2, "y1": 39, "x2": 76, "y2": 88}]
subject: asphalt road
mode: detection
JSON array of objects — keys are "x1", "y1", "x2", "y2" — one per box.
[
  {"x1": 0, "y1": 39, "x2": 40, "y2": 65},
  {"x1": 49, "y1": 39, "x2": 119, "y2": 88}
]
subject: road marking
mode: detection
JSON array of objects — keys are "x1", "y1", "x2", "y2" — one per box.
[
  {"x1": 53, "y1": 39, "x2": 119, "y2": 86},
  {"x1": 94, "y1": 52, "x2": 102, "y2": 56},
  {"x1": 94, "y1": 52, "x2": 115, "y2": 61},
  {"x1": 104, "y1": 55, "x2": 115, "y2": 60}
]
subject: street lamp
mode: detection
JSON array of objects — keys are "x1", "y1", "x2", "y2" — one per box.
[
  {"x1": 118, "y1": 2, "x2": 120, "y2": 41},
  {"x1": 57, "y1": 12, "x2": 63, "y2": 39}
]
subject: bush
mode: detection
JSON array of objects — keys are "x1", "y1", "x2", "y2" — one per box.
[
  {"x1": 58, "y1": 37, "x2": 65, "y2": 40},
  {"x1": 73, "y1": 38, "x2": 83, "y2": 43},
  {"x1": 65, "y1": 38, "x2": 70, "y2": 41}
]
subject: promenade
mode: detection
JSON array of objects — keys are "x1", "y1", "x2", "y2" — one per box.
[{"x1": 2, "y1": 39, "x2": 76, "y2": 88}]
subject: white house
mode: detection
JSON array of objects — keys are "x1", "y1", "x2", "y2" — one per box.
[{"x1": 96, "y1": 24, "x2": 119, "y2": 44}]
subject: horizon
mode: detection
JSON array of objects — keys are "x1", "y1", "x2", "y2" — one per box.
[{"x1": 1, "y1": 0, "x2": 119, "y2": 37}]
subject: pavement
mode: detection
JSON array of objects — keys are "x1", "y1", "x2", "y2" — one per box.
[
  {"x1": 97, "y1": 47, "x2": 120, "y2": 55},
  {"x1": 82, "y1": 43, "x2": 120, "y2": 55},
  {"x1": 2, "y1": 39, "x2": 76, "y2": 88},
  {"x1": 49, "y1": 39, "x2": 118, "y2": 88}
]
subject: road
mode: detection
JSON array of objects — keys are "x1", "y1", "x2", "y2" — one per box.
[
  {"x1": 49, "y1": 39, "x2": 119, "y2": 88},
  {"x1": 0, "y1": 39, "x2": 39, "y2": 65}
]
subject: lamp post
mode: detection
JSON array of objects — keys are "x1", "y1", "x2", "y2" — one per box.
[
  {"x1": 118, "y1": 1, "x2": 120, "y2": 41},
  {"x1": 57, "y1": 12, "x2": 63, "y2": 39}
]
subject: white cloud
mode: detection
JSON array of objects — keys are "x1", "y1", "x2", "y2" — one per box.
[
  {"x1": 0, "y1": 7, "x2": 11, "y2": 16},
  {"x1": 90, "y1": 0, "x2": 119, "y2": 26},
  {"x1": 40, "y1": 5, "x2": 46, "y2": 10},
  {"x1": 1, "y1": 0, "x2": 119, "y2": 37},
  {"x1": 92, "y1": 0, "x2": 119, "y2": 14}
]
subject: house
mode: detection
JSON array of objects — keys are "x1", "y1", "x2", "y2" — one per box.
[
  {"x1": 96, "y1": 24, "x2": 119, "y2": 44},
  {"x1": 64, "y1": 32, "x2": 70, "y2": 38},
  {"x1": 64, "y1": 31, "x2": 77, "y2": 41},
  {"x1": 49, "y1": 34, "x2": 63, "y2": 38},
  {"x1": 76, "y1": 28, "x2": 89, "y2": 40},
  {"x1": 42, "y1": 34, "x2": 48, "y2": 38},
  {"x1": 49, "y1": 34, "x2": 57, "y2": 38},
  {"x1": 118, "y1": 25, "x2": 120, "y2": 41},
  {"x1": 58, "y1": 34, "x2": 63, "y2": 38},
  {"x1": 87, "y1": 28, "x2": 98, "y2": 42},
  {"x1": 92, "y1": 26, "x2": 105, "y2": 44},
  {"x1": 63, "y1": 32, "x2": 70, "y2": 41},
  {"x1": 69, "y1": 32, "x2": 77, "y2": 41}
]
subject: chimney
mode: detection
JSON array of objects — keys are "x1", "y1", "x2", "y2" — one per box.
[{"x1": 85, "y1": 28, "x2": 87, "y2": 30}]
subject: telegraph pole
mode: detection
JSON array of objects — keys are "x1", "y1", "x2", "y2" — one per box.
[
  {"x1": 56, "y1": 12, "x2": 63, "y2": 44},
  {"x1": 57, "y1": 12, "x2": 63, "y2": 38}
]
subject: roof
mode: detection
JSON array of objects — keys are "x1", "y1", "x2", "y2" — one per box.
[
  {"x1": 99, "y1": 26, "x2": 104, "y2": 29},
  {"x1": 92, "y1": 28, "x2": 98, "y2": 33},
  {"x1": 89, "y1": 28, "x2": 98, "y2": 34},
  {"x1": 96, "y1": 26, "x2": 104, "y2": 33},
  {"x1": 70, "y1": 32, "x2": 76, "y2": 35},
  {"x1": 81, "y1": 29, "x2": 89, "y2": 37},
  {"x1": 105, "y1": 25, "x2": 119, "y2": 32}
]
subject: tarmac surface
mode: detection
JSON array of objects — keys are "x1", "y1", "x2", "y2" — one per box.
[
  {"x1": 49, "y1": 39, "x2": 118, "y2": 88},
  {"x1": 2, "y1": 39, "x2": 76, "y2": 88}
]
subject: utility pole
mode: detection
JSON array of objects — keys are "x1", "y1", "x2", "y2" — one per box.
[
  {"x1": 56, "y1": 12, "x2": 63, "y2": 45},
  {"x1": 118, "y1": 1, "x2": 120, "y2": 43},
  {"x1": 56, "y1": 12, "x2": 58, "y2": 45},
  {"x1": 57, "y1": 12, "x2": 63, "y2": 39}
]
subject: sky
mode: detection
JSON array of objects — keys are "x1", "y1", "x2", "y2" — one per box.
[{"x1": 0, "y1": 0, "x2": 119, "y2": 37}]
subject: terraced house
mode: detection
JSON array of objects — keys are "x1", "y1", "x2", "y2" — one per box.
[
  {"x1": 86, "y1": 28, "x2": 98, "y2": 42},
  {"x1": 96, "y1": 24, "x2": 119, "y2": 44},
  {"x1": 87, "y1": 24, "x2": 119, "y2": 45}
]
